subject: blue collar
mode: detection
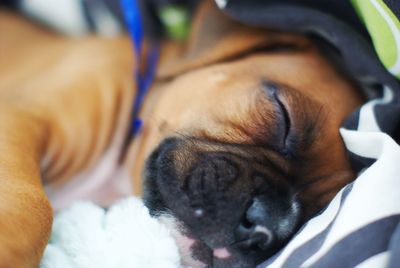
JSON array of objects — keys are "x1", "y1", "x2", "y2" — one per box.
[{"x1": 120, "y1": 0, "x2": 159, "y2": 137}]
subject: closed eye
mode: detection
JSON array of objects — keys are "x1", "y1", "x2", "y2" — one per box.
[
  {"x1": 275, "y1": 92, "x2": 291, "y2": 147},
  {"x1": 263, "y1": 81, "x2": 291, "y2": 153}
]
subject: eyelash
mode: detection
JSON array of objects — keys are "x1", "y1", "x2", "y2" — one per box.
[{"x1": 263, "y1": 82, "x2": 293, "y2": 156}]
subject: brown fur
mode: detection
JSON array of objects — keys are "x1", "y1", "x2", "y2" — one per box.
[{"x1": 0, "y1": 1, "x2": 363, "y2": 266}]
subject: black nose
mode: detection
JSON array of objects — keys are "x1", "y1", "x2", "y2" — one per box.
[{"x1": 234, "y1": 198, "x2": 275, "y2": 251}]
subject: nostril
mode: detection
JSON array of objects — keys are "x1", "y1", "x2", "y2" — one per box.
[
  {"x1": 242, "y1": 215, "x2": 254, "y2": 229},
  {"x1": 254, "y1": 226, "x2": 273, "y2": 250},
  {"x1": 235, "y1": 221, "x2": 254, "y2": 241},
  {"x1": 234, "y1": 199, "x2": 275, "y2": 251},
  {"x1": 234, "y1": 223, "x2": 273, "y2": 251},
  {"x1": 235, "y1": 210, "x2": 258, "y2": 240}
]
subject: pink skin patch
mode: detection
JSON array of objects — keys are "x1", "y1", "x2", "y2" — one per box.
[{"x1": 213, "y1": 247, "x2": 231, "y2": 259}]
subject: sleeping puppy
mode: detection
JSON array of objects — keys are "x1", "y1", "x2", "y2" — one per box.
[{"x1": 0, "y1": 1, "x2": 363, "y2": 267}]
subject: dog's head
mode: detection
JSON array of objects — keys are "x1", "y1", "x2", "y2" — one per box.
[{"x1": 127, "y1": 1, "x2": 364, "y2": 267}]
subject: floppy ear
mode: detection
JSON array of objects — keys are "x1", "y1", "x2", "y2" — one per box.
[{"x1": 157, "y1": 0, "x2": 311, "y2": 79}]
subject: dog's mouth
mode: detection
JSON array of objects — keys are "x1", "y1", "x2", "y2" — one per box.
[
  {"x1": 157, "y1": 210, "x2": 299, "y2": 268},
  {"x1": 158, "y1": 214, "x2": 249, "y2": 268},
  {"x1": 143, "y1": 137, "x2": 302, "y2": 267},
  {"x1": 147, "y1": 189, "x2": 300, "y2": 268}
]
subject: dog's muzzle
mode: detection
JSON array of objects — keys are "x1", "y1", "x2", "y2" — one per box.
[{"x1": 143, "y1": 137, "x2": 301, "y2": 267}]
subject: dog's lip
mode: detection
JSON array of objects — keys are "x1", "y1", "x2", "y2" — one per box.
[
  {"x1": 188, "y1": 236, "x2": 232, "y2": 259},
  {"x1": 175, "y1": 229, "x2": 236, "y2": 266}
]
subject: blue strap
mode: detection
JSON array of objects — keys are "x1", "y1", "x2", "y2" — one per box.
[{"x1": 120, "y1": 0, "x2": 159, "y2": 136}]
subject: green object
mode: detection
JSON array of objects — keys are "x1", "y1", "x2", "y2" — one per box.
[
  {"x1": 351, "y1": 0, "x2": 400, "y2": 79},
  {"x1": 159, "y1": 5, "x2": 190, "y2": 41}
]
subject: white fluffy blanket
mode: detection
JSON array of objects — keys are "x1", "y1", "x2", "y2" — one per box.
[{"x1": 39, "y1": 197, "x2": 181, "y2": 268}]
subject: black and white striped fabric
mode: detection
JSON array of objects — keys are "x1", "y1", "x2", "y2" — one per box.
[
  {"x1": 215, "y1": 0, "x2": 400, "y2": 267},
  {"x1": 257, "y1": 129, "x2": 400, "y2": 267}
]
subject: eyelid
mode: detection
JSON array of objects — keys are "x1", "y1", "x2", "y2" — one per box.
[
  {"x1": 263, "y1": 82, "x2": 292, "y2": 153},
  {"x1": 275, "y1": 94, "x2": 291, "y2": 148}
]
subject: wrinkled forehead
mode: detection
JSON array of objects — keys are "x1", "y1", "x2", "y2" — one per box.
[{"x1": 152, "y1": 48, "x2": 360, "y2": 124}]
